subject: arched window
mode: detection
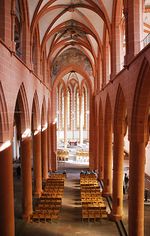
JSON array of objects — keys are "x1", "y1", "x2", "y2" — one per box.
[
  {"x1": 67, "y1": 89, "x2": 71, "y2": 130},
  {"x1": 119, "y1": 10, "x2": 126, "y2": 69},
  {"x1": 143, "y1": 0, "x2": 150, "y2": 47},
  {"x1": 83, "y1": 87, "x2": 87, "y2": 129},
  {"x1": 32, "y1": 31, "x2": 38, "y2": 74},
  {"x1": 61, "y1": 89, "x2": 64, "y2": 130},
  {"x1": 14, "y1": 0, "x2": 22, "y2": 58},
  {"x1": 105, "y1": 30, "x2": 111, "y2": 83},
  {"x1": 76, "y1": 89, "x2": 79, "y2": 129}
]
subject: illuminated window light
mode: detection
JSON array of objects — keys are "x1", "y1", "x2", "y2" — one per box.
[
  {"x1": 0, "y1": 140, "x2": 11, "y2": 152},
  {"x1": 42, "y1": 123, "x2": 48, "y2": 132},
  {"x1": 53, "y1": 118, "x2": 57, "y2": 124},
  {"x1": 22, "y1": 128, "x2": 31, "y2": 138},
  {"x1": 34, "y1": 125, "x2": 41, "y2": 135}
]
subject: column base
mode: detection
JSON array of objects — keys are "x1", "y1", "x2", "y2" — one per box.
[
  {"x1": 34, "y1": 191, "x2": 42, "y2": 198},
  {"x1": 108, "y1": 213, "x2": 122, "y2": 221},
  {"x1": 22, "y1": 213, "x2": 31, "y2": 222},
  {"x1": 42, "y1": 176, "x2": 48, "y2": 181},
  {"x1": 102, "y1": 191, "x2": 112, "y2": 197}
]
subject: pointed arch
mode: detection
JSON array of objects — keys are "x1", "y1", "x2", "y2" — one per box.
[
  {"x1": 41, "y1": 97, "x2": 47, "y2": 128},
  {"x1": 14, "y1": 83, "x2": 30, "y2": 135},
  {"x1": 32, "y1": 27, "x2": 41, "y2": 74},
  {"x1": 114, "y1": 84, "x2": 127, "y2": 134},
  {"x1": 104, "y1": 94, "x2": 112, "y2": 129},
  {"x1": 12, "y1": 0, "x2": 30, "y2": 62},
  {"x1": 31, "y1": 91, "x2": 40, "y2": 131},
  {"x1": 104, "y1": 94, "x2": 112, "y2": 176}
]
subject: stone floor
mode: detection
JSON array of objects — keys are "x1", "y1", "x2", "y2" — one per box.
[{"x1": 14, "y1": 162, "x2": 150, "y2": 236}]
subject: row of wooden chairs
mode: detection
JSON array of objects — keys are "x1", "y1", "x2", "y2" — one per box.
[
  {"x1": 82, "y1": 208, "x2": 107, "y2": 222},
  {"x1": 31, "y1": 174, "x2": 65, "y2": 223},
  {"x1": 80, "y1": 173, "x2": 108, "y2": 222},
  {"x1": 76, "y1": 151, "x2": 89, "y2": 157},
  {"x1": 57, "y1": 149, "x2": 69, "y2": 161}
]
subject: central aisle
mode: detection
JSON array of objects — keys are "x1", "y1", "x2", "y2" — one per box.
[{"x1": 60, "y1": 171, "x2": 81, "y2": 224}]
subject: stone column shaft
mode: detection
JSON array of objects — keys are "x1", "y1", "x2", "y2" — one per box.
[
  {"x1": 98, "y1": 122, "x2": 104, "y2": 179},
  {"x1": 79, "y1": 94, "x2": 83, "y2": 145},
  {"x1": 21, "y1": 137, "x2": 33, "y2": 221},
  {"x1": 33, "y1": 132, "x2": 42, "y2": 197},
  {"x1": 103, "y1": 125, "x2": 112, "y2": 195},
  {"x1": 111, "y1": 132, "x2": 124, "y2": 220},
  {"x1": 0, "y1": 144, "x2": 14, "y2": 236},
  {"x1": 64, "y1": 94, "x2": 68, "y2": 148},
  {"x1": 51, "y1": 123, "x2": 57, "y2": 171},
  {"x1": 41, "y1": 129, "x2": 48, "y2": 180},
  {"x1": 128, "y1": 141, "x2": 145, "y2": 236}
]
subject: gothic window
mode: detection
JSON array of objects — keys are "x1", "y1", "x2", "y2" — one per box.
[
  {"x1": 67, "y1": 89, "x2": 71, "y2": 130},
  {"x1": 143, "y1": 0, "x2": 150, "y2": 47},
  {"x1": 14, "y1": 0, "x2": 22, "y2": 58}
]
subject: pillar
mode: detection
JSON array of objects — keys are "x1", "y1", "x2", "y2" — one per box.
[
  {"x1": 0, "y1": 144, "x2": 14, "y2": 236},
  {"x1": 103, "y1": 124, "x2": 112, "y2": 195},
  {"x1": 98, "y1": 120, "x2": 104, "y2": 180},
  {"x1": 21, "y1": 137, "x2": 32, "y2": 221},
  {"x1": 33, "y1": 132, "x2": 42, "y2": 197},
  {"x1": 79, "y1": 93, "x2": 83, "y2": 145},
  {"x1": 124, "y1": 0, "x2": 142, "y2": 64},
  {"x1": 89, "y1": 96, "x2": 96, "y2": 170},
  {"x1": 51, "y1": 123, "x2": 57, "y2": 171},
  {"x1": 128, "y1": 141, "x2": 145, "y2": 236},
  {"x1": 41, "y1": 128, "x2": 48, "y2": 179},
  {"x1": 110, "y1": 131, "x2": 124, "y2": 220},
  {"x1": 64, "y1": 92, "x2": 68, "y2": 148},
  {"x1": 47, "y1": 124, "x2": 52, "y2": 171},
  {"x1": 71, "y1": 91, "x2": 75, "y2": 139},
  {"x1": 95, "y1": 123, "x2": 99, "y2": 171}
]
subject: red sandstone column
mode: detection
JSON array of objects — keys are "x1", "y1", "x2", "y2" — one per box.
[
  {"x1": 79, "y1": 93, "x2": 83, "y2": 145},
  {"x1": 51, "y1": 123, "x2": 57, "y2": 171},
  {"x1": 33, "y1": 132, "x2": 42, "y2": 197},
  {"x1": 110, "y1": 131, "x2": 124, "y2": 220},
  {"x1": 47, "y1": 124, "x2": 52, "y2": 171},
  {"x1": 124, "y1": 0, "x2": 142, "y2": 64},
  {"x1": 103, "y1": 121, "x2": 112, "y2": 195},
  {"x1": 71, "y1": 91, "x2": 75, "y2": 138},
  {"x1": 89, "y1": 96, "x2": 96, "y2": 170},
  {"x1": 21, "y1": 137, "x2": 33, "y2": 221},
  {"x1": 41, "y1": 128, "x2": 48, "y2": 180},
  {"x1": 128, "y1": 141, "x2": 145, "y2": 236},
  {"x1": 96, "y1": 123, "x2": 100, "y2": 172},
  {"x1": 0, "y1": 144, "x2": 14, "y2": 236},
  {"x1": 64, "y1": 93, "x2": 68, "y2": 148},
  {"x1": 98, "y1": 121, "x2": 104, "y2": 180}
]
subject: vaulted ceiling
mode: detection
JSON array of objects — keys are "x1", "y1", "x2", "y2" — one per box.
[
  {"x1": 28, "y1": 0, "x2": 113, "y2": 86},
  {"x1": 27, "y1": 0, "x2": 150, "y2": 88}
]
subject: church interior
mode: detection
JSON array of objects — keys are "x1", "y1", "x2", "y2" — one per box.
[{"x1": 0, "y1": 0, "x2": 150, "y2": 236}]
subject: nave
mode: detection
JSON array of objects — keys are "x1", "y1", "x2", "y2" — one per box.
[{"x1": 15, "y1": 163, "x2": 119, "y2": 236}]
